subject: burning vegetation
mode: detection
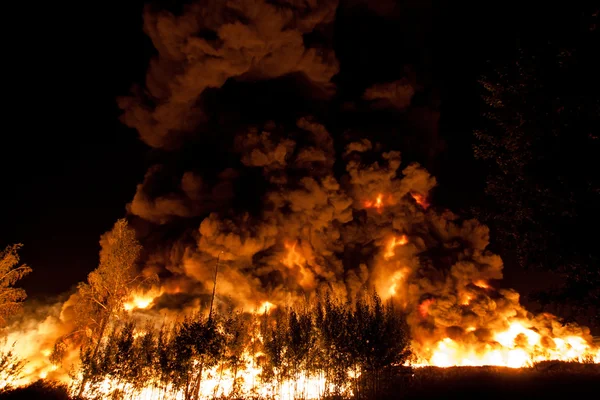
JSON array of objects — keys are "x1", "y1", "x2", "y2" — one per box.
[
  {"x1": 1, "y1": 0, "x2": 599, "y2": 399},
  {"x1": 1, "y1": 138, "x2": 598, "y2": 398}
]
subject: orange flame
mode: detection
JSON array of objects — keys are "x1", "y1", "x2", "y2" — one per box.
[
  {"x1": 473, "y1": 280, "x2": 491, "y2": 289},
  {"x1": 388, "y1": 268, "x2": 408, "y2": 297},
  {"x1": 461, "y1": 293, "x2": 473, "y2": 305},
  {"x1": 384, "y1": 235, "x2": 408, "y2": 260},
  {"x1": 281, "y1": 240, "x2": 315, "y2": 289},
  {"x1": 364, "y1": 193, "x2": 384, "y2": 210},
  {"x1": 282, "y1": 241, "x2": 305, "y2": 269},
  {"x1": 123, "y1": 288, "x2": 163, "y2": 311},
  {"x1": 3, "y1": 184, "x2": 600, "y2": 400},
  {"x1": 410, "y1": 192, "x2": 430, "y2": 209},
  {"x1": 254, "y1": 301, "x2": 275, "y2": 314},
  {"x1": 419, "y1": 321, "x2": 600, "y2": 368},
  {"x1": 418, "y1": 299, "x2": 435, "y2": 318}
]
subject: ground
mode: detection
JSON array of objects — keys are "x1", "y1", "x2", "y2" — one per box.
[
  {"x1": 394, "y1": 362, "x2": 600, "y2": 399},
  {"x1": 1, "y1": 362, "x2": 599, "y2": 399}
]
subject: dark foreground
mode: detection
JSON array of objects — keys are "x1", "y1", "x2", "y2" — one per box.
[
  {"x1": 393, "y1": 362, "x2": 600, "y2": 399},
  {"x1": 1, "y1": 362, "x2": 599, "y2": 400}
]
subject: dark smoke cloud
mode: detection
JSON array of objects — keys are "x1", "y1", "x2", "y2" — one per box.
[
  {"x1": 128, "y1": 165, "x2": 238, "y2": 224},
  {"x1": 114, "y1": 0, "x2": 447, "y2": 312},
  {"x1": 363, "y1": 78, "x2": 416, "y2": 110},
  {"x1": 5, "y1": 3, "x2": 599, "y2": 384},
  {"x1": 111, "y1": 0, "x2": 600, "y2": 366},
  {"x1": 118, "y1": 0, "x2": 340, "y2": 150},
  {"x1": 115, "y1": 2, "x2": 506, "y2": 329}
]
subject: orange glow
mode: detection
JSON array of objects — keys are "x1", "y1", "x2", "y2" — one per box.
[
  {"x1": 388, "y1": 269, "x2": 407, "y2": 297},
  {"x1": 364, "y1": 193, "x2": 384, "y2": 210},
  {"x1": 474, "y1": 280, "x2": 491, "y2": 289},
  {"x1": 255, "y1": 301, "x2": 275, "y2": 314},
  {"x1": 413, "y1": 320, "x2": 600, "y2": 368},
  {"x1": 384, "y1": 235, "x2": 408, "y2": 260},
  {"x1": 77, "y1": 346, "x2": 342, "y2": 400},
  {"x1": 461, "y1": 293, "x2": 473, "y2": 305},
  {"x1": 418, "y1": 299, "x2": 435, "y2": 318},
  {"x1": 282, "y1": 241, "x2": 305, "y2": 269},
  {"x1": 410, "y1": 192, "x2": 430, "y2": 209},
  {"x1": 123, "y1": 288, "x2": 162, "y2": 311},
  {"x1": 3, "y1": 169, "x2": 600, "y2": 400},
  {"x1": 281, "y1": 240, "x2": 315, "y2": 289},
  {"x1": 3, "y1": 20, "x2": 600, "y2": 400}
]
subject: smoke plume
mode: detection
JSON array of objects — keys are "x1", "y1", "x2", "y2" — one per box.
[
  {"x1": 117, "y1": 0, "x2": 598, "y2": 367},
  {"x1": 2, "y1": 0, "x2": 598, "y2": 390}
]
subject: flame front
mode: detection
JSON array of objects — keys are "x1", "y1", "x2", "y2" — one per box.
[
  {"x1": 2, "y1": 92, "x2": 599, "y2": 399},
  {"x1": 419, "y1": 321, "x2": 600, "y2": 368},
  {"x1": 374, "y1": 229, "x2": 599, "y2": 369},
  {"x1": 3, "y1": 207, "x2": 600, "y2": 399},
  {"x1": 123, "y1": 288, "x2": 163, "y2": 311}
]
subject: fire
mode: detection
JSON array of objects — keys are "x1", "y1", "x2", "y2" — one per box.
[
  {"x1": 418, "y1": 299, "x2": 435, "y2": 318},
  {"x1": 0, "y1": 311, "x2": 71, "y2": 389},
  {"x1": 494, "y1": 322, "x2": 541, "y2": 348},
  {"x1": 282, "y1": 241, "x2": 305, "y2": 268},
  {"x1": 415, "y1": 319, "x2": 600, "y2": 368},
  {"x1": 2, "y1": 129, "x2": 599, "y2": 399},
  {"x1": 384, "y1": 235, "x2": 408, "y2": 260},
  {"x1": 255, "y1": 301, "x2": 275, "y2": 314},
  {"x1": 78, "y1": 352, "x2": 337, "y2": 400},
  {"x1": 410, "y1": 192, "x2": 430, "y2": 209},
  {"x1": 3, "y1": 214, "x2": 599, "y2": 400},
  {"x1": 473, "y1": 280, "x2": 491, "y2": 289},
  {"x1": 281, "y1": 240, "x2": 315, "y2": 289},
  {"x1": 2, "y1": 0, "x2": 599, "y2": 396},
  {"x1": 123, "y1": 288, "x2": 163, "y2": 311},
  {"x1": 388, "y1": 269, "x2": 407, "y2": 297},
  {"x1": 461, "y1": 293, "x2": 473, "y2": 305},
  {"x1": 364, "y1": 193, "x2": 384, "y2": 210}
]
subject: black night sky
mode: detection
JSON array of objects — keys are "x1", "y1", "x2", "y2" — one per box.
[{"x1": 2, "y1": 0, "x2": 598, "y2": 331}]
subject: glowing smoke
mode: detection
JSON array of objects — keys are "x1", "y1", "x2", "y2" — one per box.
[{"x1": 2, "y1": 0, "x2": 599, "y2": 395}]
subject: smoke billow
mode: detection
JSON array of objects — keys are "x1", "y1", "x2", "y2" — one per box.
[
  {"x1": 115, "y1": 0, "x2": 598, "y2": 366},
  {"x1": 3, "y1": 1, "x2": 598, "y2": 387},
  {"x1": 118, "y1": 0, "x2": 340, "y2": 150},
  {"x1": 363, "y1": 79, "x2": 416, "y2": 110},
  {"x1": 128, "y1": 166, "x2": 238, "y2": 224}
]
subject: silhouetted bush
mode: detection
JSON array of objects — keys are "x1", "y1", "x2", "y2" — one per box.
[{"x1": 0, "y1": 380, "x2": 70, "y2": 400}]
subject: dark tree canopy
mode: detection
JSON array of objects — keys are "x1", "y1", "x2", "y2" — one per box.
[{"x1": 473, "y1": 7, "x2": 599, "y2": 326}]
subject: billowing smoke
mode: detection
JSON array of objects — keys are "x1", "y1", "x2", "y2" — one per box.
[
  {"x1": 363, "y1": 79, "x2": 416, "y2": 110},
  {"x1": 115, "y1": 0, "x2": 597, "y2": 365},
  {"x1": 118, "y1": 0, "x2": 340, "y2": 150},
  {"x1": 2, "y1": 0, "x2": 598, "y2": 387}
]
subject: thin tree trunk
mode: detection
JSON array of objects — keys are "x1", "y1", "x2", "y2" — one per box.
[
  {"x1": 354, "y1": 365, "x2": 360, "y2": 400},
  {"x1": 213, "y1": 362, "x2": 225, "y2": 399},
  {"x1": 78, "y1": 314, "x2": 110, "y2": 398},
  {"x1": 185, "y1": 373, "x2": 192, "y2": 400},
  {"x1": 192, "y1": 362, "x2": 205, "y2": 400},
  {"x1": 231, "y1": 364, "x2": 238, "y2": 397}
]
